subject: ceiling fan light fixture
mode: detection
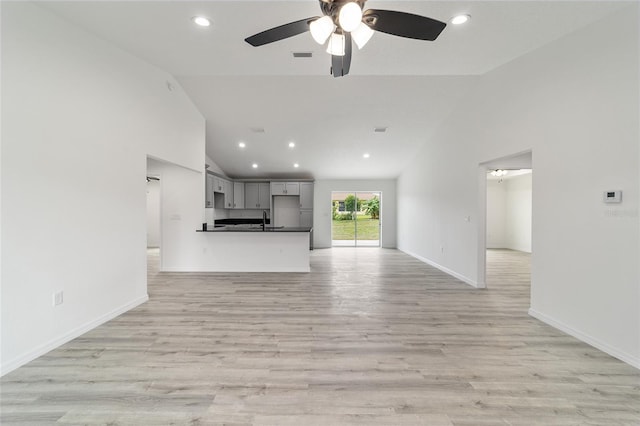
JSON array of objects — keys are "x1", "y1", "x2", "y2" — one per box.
[
  {"x1": 338, "y1": 2, "x2": 363, "y2": 32},
  {"x1": 192, "y1": 16, "x2": 211, "y2": 27},
  {"x1": 451, "y1": 14, "x2": 470, "y2": 25},
  {"x1": 310, "y1": 16, "x2": 335, "y2": 44},
  {"x1": 326, "y1": 32, "x2": 346, "y2": 56},
  {"x1": 351, "y1": 22, "x2": 374, "y2": 49}
]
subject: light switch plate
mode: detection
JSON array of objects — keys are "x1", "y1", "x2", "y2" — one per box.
[{"x1": 603, "y1": 190, "x2": 622, "y2": 203}]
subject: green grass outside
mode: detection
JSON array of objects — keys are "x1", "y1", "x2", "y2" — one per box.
[{"x1": 332, "y1": 216, "x2": 380, "y2": 240}]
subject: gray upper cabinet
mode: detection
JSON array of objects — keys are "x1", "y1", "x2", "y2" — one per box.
[
  {"x1": 233, "y1": 182, "x2": 244, "y2": 209},
  {"x1": 258, "y1": 182, "x2": 270, "y2": 208},
  {"x1": 245, "y1": 182, "x2": 271, "y2": 209},
  {"x1": 205, "y1": 174, "x2": 214, "y2": 208},
  {"x1": 213, "y1": 176, "x2": 225, "y2": 193},
  {"x1": 223, "y1": 179, "x2": 233, "y2": 208},
  {"x1": 271, "y1": 182, "x2": 299, "y2": 196},
  {"x1": 299, "y1": 182, "x2": 313, "y2": 209}
]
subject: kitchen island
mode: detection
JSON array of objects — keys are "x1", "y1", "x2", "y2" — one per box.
[{"x1": 195, "y1": 226, "x2": 312, "y2": 272}]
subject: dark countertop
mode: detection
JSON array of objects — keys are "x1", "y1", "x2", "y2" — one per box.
[
  {"x1": 214, "y1": 218, "x2": 269, "y2": 225},
  {"x1": 197, "y1": 226, "x2": 312, "y2": 233}
]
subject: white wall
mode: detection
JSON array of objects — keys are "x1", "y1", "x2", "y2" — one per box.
[
  {"x1": 486, "y1": 180, "x2": 507, "y2": 248},
  {"x1": 397, "y1": 7, "x2": 639, "y2": 368},
  {"x1": 146, "y1": 179, "x2": 161, "y2": 248},
  {"x1": 313, "y1": 179, "x2": 396, "y2": 249},
  {"x1": 505, "y1": 174, "x2": 532, "y2": 253},
  {"x1": 486, "y1": 174, "x2": 532, "y2": 252},
  {"x1": 1, "y1": 3, "x2": 205, "y2": 375}
]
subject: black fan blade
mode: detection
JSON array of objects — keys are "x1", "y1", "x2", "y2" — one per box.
[
  {"x1": 331, "y1": 33, "x2": 352, "y2": 78},
  {"x1": 245, "y1": 17, "x2": 320, "y2": 47},
  {"x1": 363, "y1": 9, "x2": 446, "y2": 41}
]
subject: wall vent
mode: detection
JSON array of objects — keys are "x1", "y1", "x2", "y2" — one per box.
[
  {"x1": 293, "y1": 52, "x2": 313, "y2": 58},
  {"x1": 374, "y1": 127, "x2": 387, "y2": 133}
]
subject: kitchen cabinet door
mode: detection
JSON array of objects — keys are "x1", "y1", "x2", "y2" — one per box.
[
  {"x1": 299, "y1": 182, "x2": 313, "y2": 209},
  {"x1": 300, "y1": 209, "x2": 313, "y2": 228},
  {"x1": 213, "y1": 176, "x2": 224, "y2": 193},
  {"x1": 223, "y1": 179, "x2": 233, "y2": 208},
  {"x1": 271, "y1": 182, "x2": 300, "y2": 195},
  {"x1": 270, "y1": 182, "x2": 286, "y2": 196},
  {"x1": 205, "y1": 174, "x2": 214, "y2": 208},
  {"x1": 245, "y1": 183, "x2": 258, "y2": 208},
  {"x1": 233, "y1": 182, "x2": 245, "y2": 209},
  {"x1": 245, "y1": 182, "x2": 270, "y2": 209},
  {"x1": 258, "y1": 182, "x2": 271, "y2": 209},
  {"x1": 285, "y1": 182, "x2": 299, "y2": 195}
]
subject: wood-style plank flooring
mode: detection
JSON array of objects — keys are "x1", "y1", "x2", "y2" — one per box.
[{"x1": 2, "y1": 248, "x2": 639, "y2": 425}]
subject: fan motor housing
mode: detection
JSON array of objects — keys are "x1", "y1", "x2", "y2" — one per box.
[{"x1": 319, "y1": 0, "x2": 367, "y2": 21}]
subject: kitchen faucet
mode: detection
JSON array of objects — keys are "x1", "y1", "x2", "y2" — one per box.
[{"x1": 262, "y1": 210, "x2": 267, "y2": 231}]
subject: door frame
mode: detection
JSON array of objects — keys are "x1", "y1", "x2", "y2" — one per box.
[
  {"x1": 478, "y1": 149, "x2": 533, "y2": 290},
  {"x1": 330, "y1": 190, "x2": 382, "y2": 247}
]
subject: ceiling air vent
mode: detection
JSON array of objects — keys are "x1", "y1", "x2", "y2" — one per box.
[
  {"x1": 292, "y1": 52, "x2": 313, "y2": 58},
  {"x1": 250, "y1": 127, "x2": 265, "y2": 133},
  {"x1": 374, "y1": 127, "x2": 387, "y2": 133}
]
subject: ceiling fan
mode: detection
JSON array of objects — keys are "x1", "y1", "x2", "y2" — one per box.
[{"x1": 245, "y1": 0, "x2": 447, "y2": 78}]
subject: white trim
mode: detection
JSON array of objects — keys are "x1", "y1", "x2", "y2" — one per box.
[
  {"x1": 399, "y1": 248, "x2": 481, "y2": 288},
  {"x1": 1, "y1": 294, "x2": 149, "y2": 377},
  {"x1": 529, "y1": 308, "x2": 640, "y2": 370}
]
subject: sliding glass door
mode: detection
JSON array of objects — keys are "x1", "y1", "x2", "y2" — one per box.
[{"x1": 331, "y1": 191, "x2": 381, "y2": 247}]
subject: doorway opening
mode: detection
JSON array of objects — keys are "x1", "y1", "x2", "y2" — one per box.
[
  {"x1": 146, "y1": 157, "x2": 163, "y2": 273},
  {"x1": 331, "y1": 191, "x2": 381, "y2": 247},
  {"x1": 479, "y1": 151, "x2": 532, "y2": 299}
]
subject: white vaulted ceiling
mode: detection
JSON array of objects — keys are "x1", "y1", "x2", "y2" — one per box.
[{"x1": 37, "y1": 1, "x2": 628, "y2": 179}]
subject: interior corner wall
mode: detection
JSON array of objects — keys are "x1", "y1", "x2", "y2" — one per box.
[
  {"x1": 146, "y1": 180, "x2": 161, "y2": 248},
  {"x1": 505, "y1": 174, "x2": 532, "y2": 253},
  {"x1": 313, "y1": 179, "x2": 397, "y2": 249},
  {"x1": 486, "y1": 180, "x2": 507, "y2": 248},
  {"x1": 486, "y1": 175, "x2": 532, "y2": 253},
  {"x1": 397, "y1": 6, "x2": 639, "y2": 368},
  {"x1": 1, "y1": 2, "x2": 205, "y2": 375}
]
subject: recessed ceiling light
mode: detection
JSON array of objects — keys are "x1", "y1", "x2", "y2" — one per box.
[
  {"x1": 238, "y1": 142, "x2": 246, "y2": 148},
  {"x1": 294, "y1": 163, "x2": 300, "y2": 168},
  {"x1": 363, "y1": 153, "x2": 370, "y2": 159},
  {"x1": 451, "y1": 14, "x2": 470, "y2": 25},
  {"x1": 252, "y1": 163, "x2": 258, "y2": 169},
  {"x1": 192, "y1": 16, "x2": 211, "y2": 27},
  {"x1": 288, "y1": 142, "x2": 295, "y2": 148}
]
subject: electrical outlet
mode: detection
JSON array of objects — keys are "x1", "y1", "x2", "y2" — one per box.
[
  {"x1": 53, "y1": 291, "x2": 64, "y2": 306},
  {"x1": 440, "y1": 246, "x2": 445, "y2": 253}
]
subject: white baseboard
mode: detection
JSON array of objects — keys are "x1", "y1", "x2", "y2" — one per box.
[
  {"x1": 399, "y1": 248, "x2": 479, "y2": 288},
  {"x1": 529, "y1": 308, "x2": 640, "y2": 370},
  {"x1": 1, "y1": 294, "x2": 149, "y2": 377},
  {"x1": 162, "y1": 266, "x2": 310, "y2": 273}
]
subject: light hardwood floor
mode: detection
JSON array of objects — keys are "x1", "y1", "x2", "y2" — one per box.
[{"x1": 2, "y1": 248, "x2": 639, "y2": 425}]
